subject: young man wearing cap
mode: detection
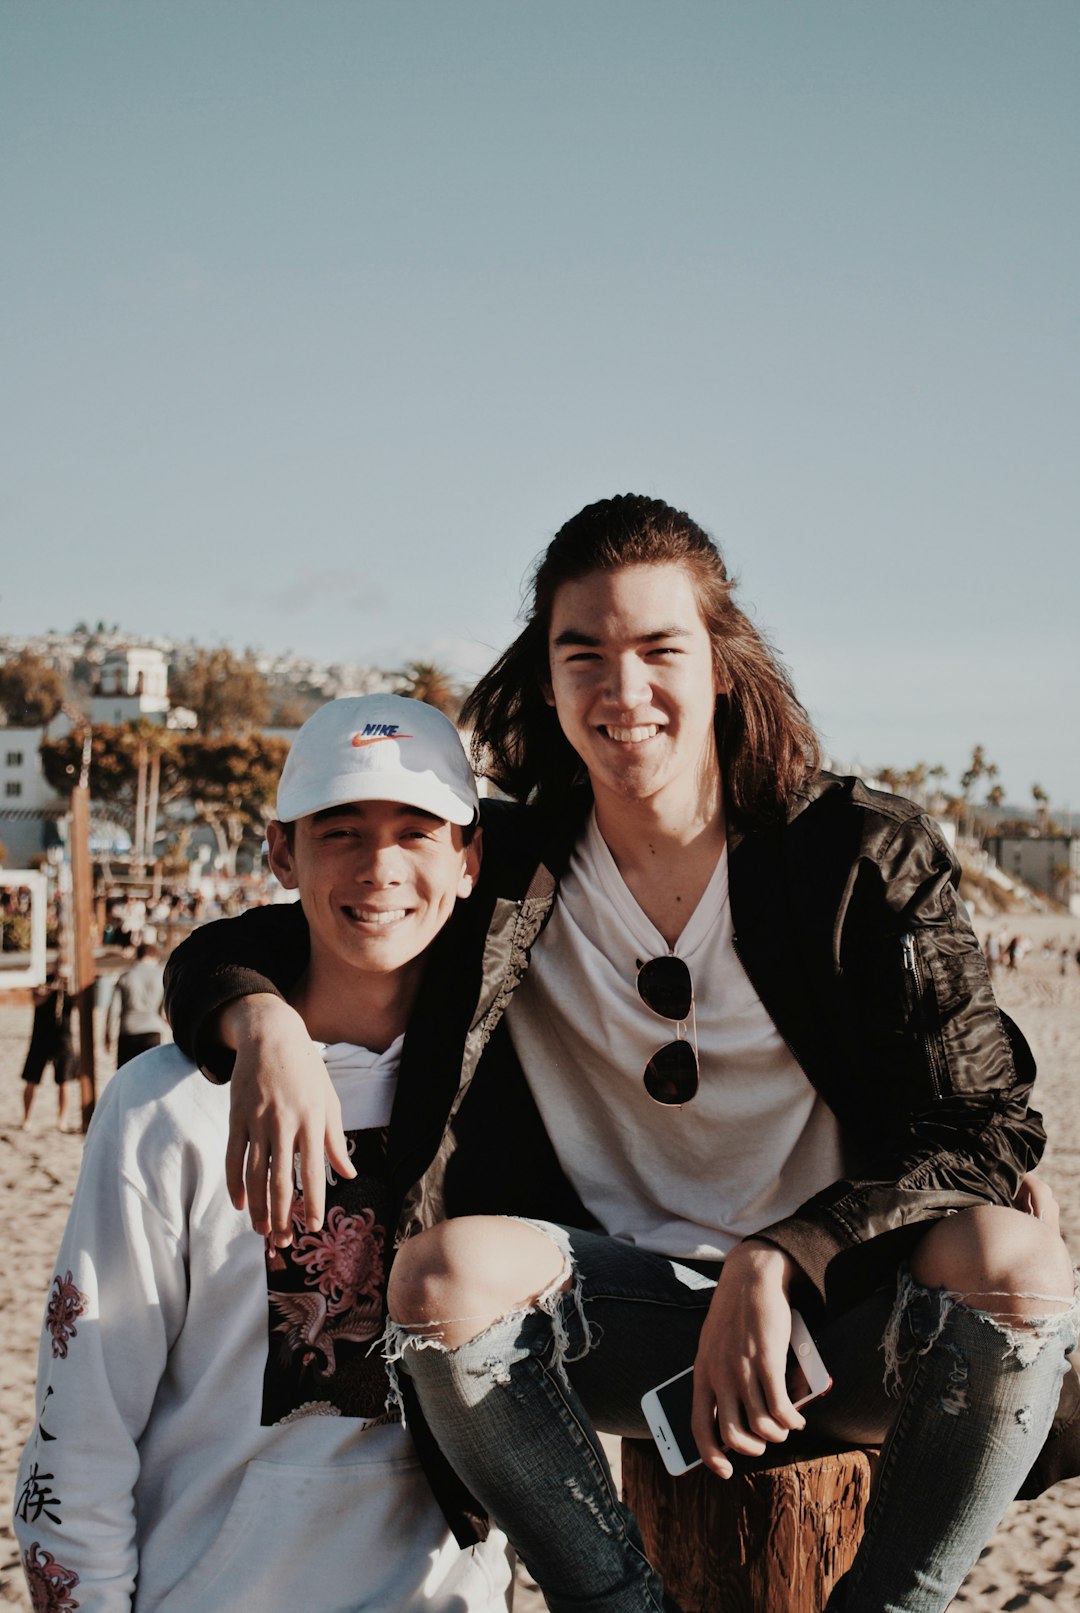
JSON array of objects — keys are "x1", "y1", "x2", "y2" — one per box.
[{"x1": 13, "y1": 696, "x2": 512, "y2": 1613}]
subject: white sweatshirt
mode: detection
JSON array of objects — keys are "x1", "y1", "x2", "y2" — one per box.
[{"x1": 12, "y1": 1043, "x2": 512, "y2": 1613}]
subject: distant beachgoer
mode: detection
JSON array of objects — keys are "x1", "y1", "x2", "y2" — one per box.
[
  {"x1": 106, "y1": 942, "x2": 168, "y2": 1067},
  {"x1": 19, "y1": 974, "x2": 77, "y2": 1130}
]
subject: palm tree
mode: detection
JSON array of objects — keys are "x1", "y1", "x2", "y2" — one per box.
[
  {"x1": 900, "y1": 762, "x2": 929, "y2": 804},
  {"x1": 393, "y1": 661, "x2": 461, "y2": 718}
]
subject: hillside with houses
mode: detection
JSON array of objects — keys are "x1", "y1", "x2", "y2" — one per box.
[{"x1": 0, "y1": 628, "x2": 1076, "y2": 918}]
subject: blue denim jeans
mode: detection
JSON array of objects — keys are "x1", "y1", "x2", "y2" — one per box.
[{"x1": 387, "y1": 1222, "x2": 1078, "y2": 1613}]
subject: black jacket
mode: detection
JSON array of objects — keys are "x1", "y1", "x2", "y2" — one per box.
[{"x1": 167, "y1": 772, "x2": 1041, "y2": 1305}]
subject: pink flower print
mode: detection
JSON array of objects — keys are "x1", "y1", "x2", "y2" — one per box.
[
  {"x1": 293, "y1": 1205, "x2": 384, "y2": 1313},
  {"x1": 45, "y1": 1272, "x2": 87, "y2": 1360},
  {"x1": 23, "y1": 1542, "x2": 80, "y2": 1612}
]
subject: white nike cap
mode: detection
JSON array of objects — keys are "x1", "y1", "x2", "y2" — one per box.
[{"x1": 275, "y1": 695, "x2": 479, "y2": 827}]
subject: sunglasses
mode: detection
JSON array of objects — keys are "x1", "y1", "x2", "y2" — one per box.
[{"x1": 636, "y1": 955, "x2": 699, "y2": 1105}]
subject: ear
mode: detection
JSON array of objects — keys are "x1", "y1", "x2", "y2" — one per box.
[
  {"x1": 266, "y1": 821, "x2": 299, "y2": 890},
  {"x1": 456, "y1": 826, "x2": 483, "y2": 900}
]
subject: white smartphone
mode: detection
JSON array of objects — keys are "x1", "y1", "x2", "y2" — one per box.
[{"x1": 639, "y1": 1308, "x2": 832, "y2": 1477}]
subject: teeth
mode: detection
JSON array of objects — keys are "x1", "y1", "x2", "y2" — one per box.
[
  {"x1": 346, "y1": 907, "x2": 408, "y2": 925},
  {"x1": 604, "y1": 725, "x2": 659, "y2": 743}
]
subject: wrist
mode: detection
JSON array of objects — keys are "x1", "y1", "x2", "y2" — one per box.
[
  {"x1": 215, "y1": 993, "x2": 300, "y2": 1052},
  {"x1": 726, "y1": 1238, "x2": 798, "y2": 1289}
]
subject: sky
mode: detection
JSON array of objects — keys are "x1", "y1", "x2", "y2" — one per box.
[{"x1": 3, "y1": 2, "x2": 1078, "y2": 810}]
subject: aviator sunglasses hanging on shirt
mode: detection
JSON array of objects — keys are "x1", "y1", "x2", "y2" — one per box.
[{"x1": 636, "y1": 954, "x2": 699, "y2": 1105}]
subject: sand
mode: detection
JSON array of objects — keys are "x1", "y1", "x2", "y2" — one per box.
[{"x1": 2, "y1": 917, "x2": 1079, "y2": 1610}]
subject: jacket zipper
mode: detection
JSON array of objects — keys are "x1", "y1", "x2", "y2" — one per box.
[{"x1": 901, "y1": 931, "x2": 947, "y2": 1098}]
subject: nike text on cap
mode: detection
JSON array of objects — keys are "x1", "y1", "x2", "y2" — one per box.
[{"x1": 275, "y1": 694, "x2": 479, "y2": 827}]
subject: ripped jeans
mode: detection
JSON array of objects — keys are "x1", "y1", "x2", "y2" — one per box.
[{"x1": 387, "y1": 1222, "x2": 1079, "y2": 1613}]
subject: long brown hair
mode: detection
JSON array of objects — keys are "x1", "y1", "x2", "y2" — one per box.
[{"x1": 462, "y1": 494, "x2": 821, "y2": 825}]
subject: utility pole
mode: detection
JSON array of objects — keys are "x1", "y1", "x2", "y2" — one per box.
[{"x1": 69, "y1": 726, "x2": 97, "y2": 1128}]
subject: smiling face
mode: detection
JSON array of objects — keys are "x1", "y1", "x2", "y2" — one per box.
[
  {"x1": 266, "y1": 800, "x2": 480, "y2": 991},
  {"x1": 545, "y1": 562, "x2": 725, "y2": 817}
]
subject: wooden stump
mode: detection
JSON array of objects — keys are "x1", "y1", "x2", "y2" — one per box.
[{"x1": 622, "y1": 1437, "x2": 879, "y2": 1613}]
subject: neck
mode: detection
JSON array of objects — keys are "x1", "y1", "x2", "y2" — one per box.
[
  {"x1": 287, "y1": 953, "x2": 423, "y2": 1054},
  {"x1": 592, "y1": 772, "x2": 726, "y2": 870},
  {"x1": 592, "y1": 775, "x2": 727, "y2": 950}
]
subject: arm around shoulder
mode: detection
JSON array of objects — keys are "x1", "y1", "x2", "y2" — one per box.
[{"x1": 164, "y1": 903, "x2": 311, "y2": 1077}]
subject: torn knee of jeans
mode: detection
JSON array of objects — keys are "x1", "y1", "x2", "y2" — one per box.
[
  {"x1": 882, "y1": 1267, "x2": 1080, "y2": 1394},
  {"x1": 382, "y1": 1224, "x2": 596, "y2": 1394}
]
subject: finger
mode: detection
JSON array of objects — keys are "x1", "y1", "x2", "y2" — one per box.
[
  {"x1": 1016, "y1": 1171, "x2": 1058, "y2": 1224},
  {"x1": 269, "y1": 1131, "x2": 299, "y2": 1246},
  {"x1": 325, "y1": 1114, "x2": 355, "y2": 1181},
  {"x1": 752, "y1": 1350, "x2": 806, "y2": 1438},
  {"x1": 691, "y1": 1373, "x2": 735, "y2": 1477},
  {"x1": 245, "y1": 1137, "x2": 271, "y2": 1239},
  {"x1": 296, "y1": 1121, "x2": 326, "y2": 1233},
  {"x1": 225, "y1": 1119, "x2": 249, "y2": 1212},
  {"x1": 715, "y1": 1362, "x2": 797, "y2": 1454}
]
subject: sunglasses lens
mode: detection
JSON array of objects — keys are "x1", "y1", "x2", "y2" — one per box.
[
  {"x1": 643, "y1": 1040, "x2": 699, "y2": 1106},
  {"x1": 637, "y1": 955, "x2": 693, "y2": 1021}
]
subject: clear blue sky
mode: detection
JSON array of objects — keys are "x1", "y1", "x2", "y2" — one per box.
[{"x1": 3, "y1": 2, "x2": 1078, "y2": 809}]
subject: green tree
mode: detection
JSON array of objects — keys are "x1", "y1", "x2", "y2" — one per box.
[
  {"x1": 40, "y1": 726, "x2": 188, "y2": 844},
  {"x1": 1032, "y1": 782, "x2": 1051, "y2": 835},
  {"x1": 170, "y1": 648, "x2": 271, "y2": 736},
  {"x1": 180, "y1": 733, "x2": 290, "y2": 875},
  {"x1": 0, "y1": 650, "x2": 65, "y2": 726}
]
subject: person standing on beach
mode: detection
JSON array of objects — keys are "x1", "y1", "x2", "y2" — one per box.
[
  {"x1": 105, "y1": 941, "x2": 168, "y2": 1067},
  {"x1": 19, "y1": 971, "x2": 76, "y2": 1131},
  {"x1": 13, "y1": 695, "x2": 513, "y2": 1613},
  {"x1": 166, "y1": 495, "x2": 1079, "y2": 1613}
]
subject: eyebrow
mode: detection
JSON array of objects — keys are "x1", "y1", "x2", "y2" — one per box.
[{"x1": 551, "y1": 625, "x2": 695, "y2": 648}]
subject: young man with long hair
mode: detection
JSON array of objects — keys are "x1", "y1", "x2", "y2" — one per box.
[{"x1": 166, "y1": 496, "x2": 1079, "y2": 1613}]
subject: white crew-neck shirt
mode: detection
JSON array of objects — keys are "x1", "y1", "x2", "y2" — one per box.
[
  {"x1": 315, "y1": 1034, "x2": 404, "y2": 1129},
  {"x1": 505, "y1": 809, "x2": 845, "y2": 1260}
]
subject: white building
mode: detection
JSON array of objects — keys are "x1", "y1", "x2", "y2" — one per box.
[
  {"x1": 988, "y1": 835, "x2": 1080, "y2": 917},
  {"x1": 0, "y1": 723, "x2": 70, "y2": 867},
  {"x1": 91, "y1": 647, "x2": 170, "y2": 726}
]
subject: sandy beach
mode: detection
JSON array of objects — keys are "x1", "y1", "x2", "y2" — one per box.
[{"x1": 3, "y1": 916, "x2": 1080, "y2": 1611}]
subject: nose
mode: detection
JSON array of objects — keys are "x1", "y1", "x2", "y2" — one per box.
[
  {"x1": 353, "y1": 842, "x2": 405, "y2": 886},
  {"x1": 604, "y1": 654, "x2": 650, "y2": 714}
]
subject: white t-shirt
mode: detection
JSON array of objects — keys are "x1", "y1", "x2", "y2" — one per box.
[
  {"x1": 317, "y1": 1034, "x2": 403, "y2": 1130},
  {"x1": 505, "y1": 810, "x2": 845, "y2": 1260}
]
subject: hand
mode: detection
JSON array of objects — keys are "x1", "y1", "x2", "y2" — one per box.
[
  {"x1": 691, "y1": 1239, "x2": 804, "y2": 1478},
  {"x1": 1014, "y1": 1171, "x2": 1060, "y2": 1230},
  {"x1": 218, "y1": 995, "x2": 355, "y2": 1244}
]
